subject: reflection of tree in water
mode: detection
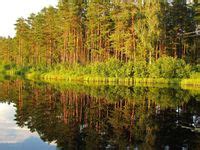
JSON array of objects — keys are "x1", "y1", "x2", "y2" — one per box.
[
  {"x1": 0, "y1": 80, "x2": 200, "y2": 149},
  {"x1": 155, "y1": 107, "x2": 200, "y2": 149}
]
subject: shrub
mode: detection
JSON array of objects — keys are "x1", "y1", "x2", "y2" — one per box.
[
  {"x1": 89, "y1": 58, "x2": 123, "y2": 77},
  {"x1": 104, "y1": 58, "x2": 123, "y2": 77},
  {"x1": 148, "y1": 56, "x2": 191, "y2": 78},
  {"x1": 122, "y1": 61, "x2": 135, "y2": 77},
  {"x1": 192, "y1": 64, "x2": 200, "y2": 72},
  {"x1": 134, "y1": 60, "x2": 148, "y2": 78},
  {"x1": 174, "y1": 59, "x2": 191, "y2": 78}
]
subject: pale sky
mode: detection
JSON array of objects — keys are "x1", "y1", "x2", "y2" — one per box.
[{"x1": 0, "y1": 0, "x2": 58, "y2": 37}]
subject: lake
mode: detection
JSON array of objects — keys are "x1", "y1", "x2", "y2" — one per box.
[{"x1": 0, "y1": 78, "x2": 199, "y2": 149}]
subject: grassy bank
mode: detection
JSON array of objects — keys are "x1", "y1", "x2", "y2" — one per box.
[
  {"x1": 25, "y1": 57, "x2": 199, "y2": 87},
  {"x1": 26, "y1": 72, "x2": 177, "y2": 84},
  {"x1": 1, "y1": 57, "x2": 200, "y2": 87},
  {"x1": 25, "y1": 71, "x2": 200, "y2": 89}
]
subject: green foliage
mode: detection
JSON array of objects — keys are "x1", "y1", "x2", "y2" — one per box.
[
  {"x1": 0, "y1": 0, "x2": 198, "y2": 68},
  {"x1": 15, "y1": 66, "x2": 32, "y2": 76},
  {"x1": 192, "y1": 64, "x2": 200, "y2": 72},
  {"x1": 0, "y1": 0, "x2": 198, "y2": 86},
  {"x1": 85, "y1": 58, "x2": 143, "y2": 78},
  {"x1": 85, "y1": 58, "x2": 124, "y2": 77},
  {"x1": 174, "y1": 60, "x2": 191, "y2": 78},
  {"x1": 149, "y1": 57, "x2": 191, "y2": 78},
  {"x1": 3, "y1": 64, "x2": 16, "y2": 70},
  {"x1": 119, "y1": 61, "x2": 135, "y2": 78},
  {"x1": 133, "y1": 60, "x2": 148, "y2": 78}
]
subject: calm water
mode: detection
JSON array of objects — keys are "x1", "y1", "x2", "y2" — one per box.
[{"x1": 0, "y1": 79, "x2": 200, "y2": 150}]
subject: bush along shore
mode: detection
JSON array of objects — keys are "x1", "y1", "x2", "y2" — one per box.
[{"x1": 1, "y1": 56, "x2": 198, "y2": 88}]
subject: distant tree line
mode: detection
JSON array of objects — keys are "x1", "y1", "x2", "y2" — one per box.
[{"x1": 0, "y1": 0, "x2": 199, "y2": 68}]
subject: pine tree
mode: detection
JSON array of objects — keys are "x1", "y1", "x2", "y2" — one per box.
[
  {"x1": 15, "y1": 18, "x2": 30, "y2": 66},
  {"x1": 135, "y1": 0, "x2": 161, "y2": 64},
  {"x1": 86, "y1": 0, "x2": 113, "y2": 62}
]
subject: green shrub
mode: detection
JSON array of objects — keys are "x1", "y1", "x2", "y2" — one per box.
[
  {"x1": 174, "y1": 59, "x2": 191, "y2": 78},
  {"x1": 121, "y1": 61, "x2": 135, "y2": 78},
  {"x1": 149, "y1": 56, "x2": 191, "y2": 78},
  {"x1": 134, "y1": 60, "x2": 148, "y2": 78},
  {"x1": 88, "y1": 58, "x2": 123, "y2": 77},
  {"x1": 192, "y1": 64, "x2": 200, "y2": 72}
]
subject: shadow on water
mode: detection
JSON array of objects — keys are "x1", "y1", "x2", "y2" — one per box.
[{"x1": 0, "y1": 78, "x2": 200, "y2": 149}]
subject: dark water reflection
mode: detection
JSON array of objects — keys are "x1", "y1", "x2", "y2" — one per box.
[{"x1": 0, "y1": 79, "x2": 200, "y2": 149}]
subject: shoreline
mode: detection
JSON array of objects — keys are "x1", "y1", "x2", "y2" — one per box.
[{"x1": 25, "y1": 72, "x2": 200, "y2": 90}]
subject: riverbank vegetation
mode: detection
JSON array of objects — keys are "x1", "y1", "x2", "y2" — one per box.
[
  {"x1": 24, "y1": 56, "x2": 198, "y2": 84},
  {"x1": 0, "y1": 0, "x2": 199, "y2": 85}
]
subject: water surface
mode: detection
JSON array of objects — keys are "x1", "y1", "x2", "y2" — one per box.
[
  {"x1": 0, "y1": 79, "x2": 200, "y2": 149},
  {"x1": 0, "y1": 102, "x2": 56, "y2": 150}
]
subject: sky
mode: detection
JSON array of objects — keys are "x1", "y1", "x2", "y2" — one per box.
[{"x1": 0, "y1": 0, "x2": 58, "y2": 37}]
